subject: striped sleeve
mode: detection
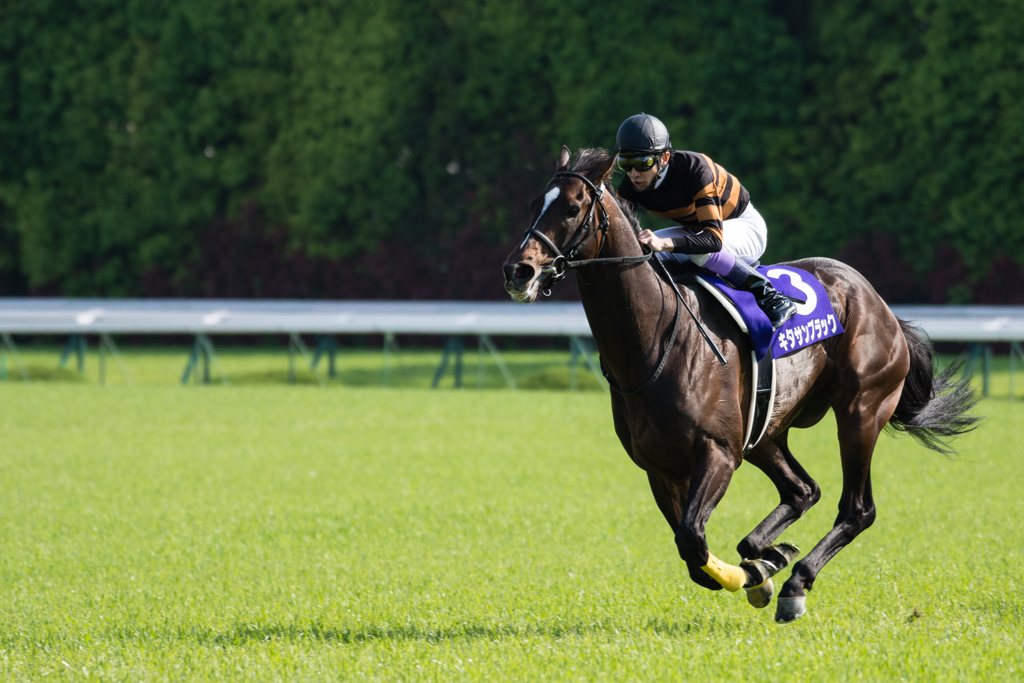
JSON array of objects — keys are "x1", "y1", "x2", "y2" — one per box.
[
  {"x1": 690, "y1": 157, "x2": 724, "y2": 242},
  {"x1": 691, "y1": 154, "x2": 744, "y2": 242}
]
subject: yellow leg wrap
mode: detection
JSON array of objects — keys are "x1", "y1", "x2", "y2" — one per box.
[{"x1": 701, "y1": 553, "x2": 747, "y2": 592}]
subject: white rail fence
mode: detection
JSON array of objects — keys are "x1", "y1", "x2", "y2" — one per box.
[{"x1": 1, "y1": 299, "x2": 1022, "y2": 395}]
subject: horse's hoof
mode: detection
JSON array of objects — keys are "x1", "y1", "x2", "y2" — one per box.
[
  {"x1": 745, "y1": 578, "x2": 774, "y2": 609},
  {"x1": 775, "y1": 596, "x2": 806, "y2": 624}
]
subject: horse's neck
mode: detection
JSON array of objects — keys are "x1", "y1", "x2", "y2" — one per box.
[{"x1": 575, "y1": 210, "x2": 698, "y2": 390}]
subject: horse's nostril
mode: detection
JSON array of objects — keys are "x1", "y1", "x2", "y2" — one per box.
[{"x1": 514, "y1": 264, "x2": 532, "y2": 280}]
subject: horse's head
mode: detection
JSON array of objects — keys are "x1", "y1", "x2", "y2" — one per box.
[{"x1": 503, "y1": 146, "x2": 618, "y2": 303}]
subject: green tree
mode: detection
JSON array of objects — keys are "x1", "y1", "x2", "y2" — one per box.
[
  {"x1": 1, "y1": 0, "x2": 1021, "y2": 301},
  {"x1": 779, "y1": 0, "x2": 1024, "y2": 301}
]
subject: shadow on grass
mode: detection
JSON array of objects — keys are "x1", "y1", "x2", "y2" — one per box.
[
  {"x1": 0, "y1": 365, "x2": 87, "y2": 383},
  {"x1": 198, "y1": 616, "x2": 712, "y2": 646},
  {"x1": 518, "y1": 367, "x2": 604, "y2": 392},
  {"x1": 226, "y1": 370, "x2": 323, "y2": 386},
  {"x1": 0, "y1": 359, "x2": 606, "y2": 391},
  {"x1": 336, "y1": 363, "x2": 605, "y2": 391},
  {"x1": 0, "y1": 617, "x2": 719, "y2": 651},
  {"x1": 337, "y1": 363, "x2": 434, "y2": 388}
]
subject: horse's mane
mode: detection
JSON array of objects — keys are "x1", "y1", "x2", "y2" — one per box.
[{"x1": 567, "y1": 148, "x2": 642, "y2": 236}]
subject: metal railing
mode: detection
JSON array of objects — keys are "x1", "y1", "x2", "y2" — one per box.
[{"x1": 1, "y1": 299, "x2": 1022, "y2": 395}]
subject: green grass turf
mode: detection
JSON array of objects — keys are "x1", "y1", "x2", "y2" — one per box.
[{"x1": 0, "y1": 356, "x2": 1021, "y2": 680}]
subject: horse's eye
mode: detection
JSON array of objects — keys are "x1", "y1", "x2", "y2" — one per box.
[{"x1": 567, "y1": 205, "x2": 581, "y2": 217}]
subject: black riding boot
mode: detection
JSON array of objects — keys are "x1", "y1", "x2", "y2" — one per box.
[{"x1": 721, "y1": 260, "x2": 798, "y2": 330}]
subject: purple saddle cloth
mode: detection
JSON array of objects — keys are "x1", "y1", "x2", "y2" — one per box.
[{"x1": 702, "y1": 265, "x2": 845, "y2": 361}]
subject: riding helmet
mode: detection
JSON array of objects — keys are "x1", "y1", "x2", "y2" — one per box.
[{"x1": 615, "y1": 114, "x2": 671, "y2": 156}]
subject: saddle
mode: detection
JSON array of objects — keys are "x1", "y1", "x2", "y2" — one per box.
[{"x1": 662, "y1": 260, "x2": 844, "y2": 453}]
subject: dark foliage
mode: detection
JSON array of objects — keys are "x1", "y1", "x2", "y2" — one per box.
[
  {"x1": 138, "y1": 201, "x2": 578, "y2": 301},
  {"x1": 0, "y1": 1, "x2": 1021, "y2": 301}
]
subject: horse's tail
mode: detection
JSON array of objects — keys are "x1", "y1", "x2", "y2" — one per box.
[{"x1": 886, "y1": 319, "x2": 982, "y2": 455}]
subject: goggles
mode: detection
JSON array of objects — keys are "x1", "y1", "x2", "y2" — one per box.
[{"x1": 616, "y1": 154, "x2": 660, "y2": 173}]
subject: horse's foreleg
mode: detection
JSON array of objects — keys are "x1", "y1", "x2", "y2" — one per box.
[
  {"x1": 674, "y1": 446, "x2": 751, "y2": 592},
  {"x1": 738, "y1": 430, "x2": 821, "y2": 559},
  {"x1": 732, "y1": 433, "x2": 818, "y2": 607},
  {"x1": 647, "y1": 473, "x2": 723, "y2": 591}
]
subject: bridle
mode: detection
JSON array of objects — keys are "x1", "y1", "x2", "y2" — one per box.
[
  {"x1": 521, "y1": 171, "x2": 653, "y2": 283},
  {"x1": 518, "y1": 169, "x2": 727, "y2": 395}
]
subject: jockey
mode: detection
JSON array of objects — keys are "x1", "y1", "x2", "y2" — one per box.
[{"x1": 614, "y1": 113, "x2": 797, "y2": 330}]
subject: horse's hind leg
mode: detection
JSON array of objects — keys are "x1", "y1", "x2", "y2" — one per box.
[
  {"x1": 775, "y1": 375, "x2": 906, "y2": 624},
  {"x1": 738, "y1": 429, "x2": 821, "y2": 560}
]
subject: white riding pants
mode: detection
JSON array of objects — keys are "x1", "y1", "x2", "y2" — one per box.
[{"x1": 653, "y1": 202, "x2": 768, "y2": 267}]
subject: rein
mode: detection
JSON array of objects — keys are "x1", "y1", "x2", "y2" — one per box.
[
  {"x1": 521, "y1": 169, "x2": 728, "y2": 395},
  {"x1": 604, "y1": 256, "x2": 728, "y2": 394}
]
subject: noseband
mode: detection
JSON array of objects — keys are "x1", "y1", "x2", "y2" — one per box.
[{"x1": 522, "y1": 171, "x2": 652, "y2": 282}]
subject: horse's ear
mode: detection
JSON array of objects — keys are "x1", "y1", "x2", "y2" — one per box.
[
  {"x1": 588, "y1": 152, "x2": 619, "y2": 184},
  {"x1": 555, "y1": 145, "x2": 571, "y2": 172}
]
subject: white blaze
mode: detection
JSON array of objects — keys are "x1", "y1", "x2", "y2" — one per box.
[{"x1": 519, "y1": 187, "x2": 561, "y2": 248}]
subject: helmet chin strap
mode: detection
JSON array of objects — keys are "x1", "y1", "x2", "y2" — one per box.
[{"x1": 652, "y1": 159, "x2": 668, "y2": 186}]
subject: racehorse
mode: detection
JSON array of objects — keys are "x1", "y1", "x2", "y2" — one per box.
[{"x1": 502, "y1": 147, "x2": 979, "y2": 623}]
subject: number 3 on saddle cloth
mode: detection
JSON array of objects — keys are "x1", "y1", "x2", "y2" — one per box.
[{"x1": 696, "y1": 265, "x2": 845, "y2": 454}]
